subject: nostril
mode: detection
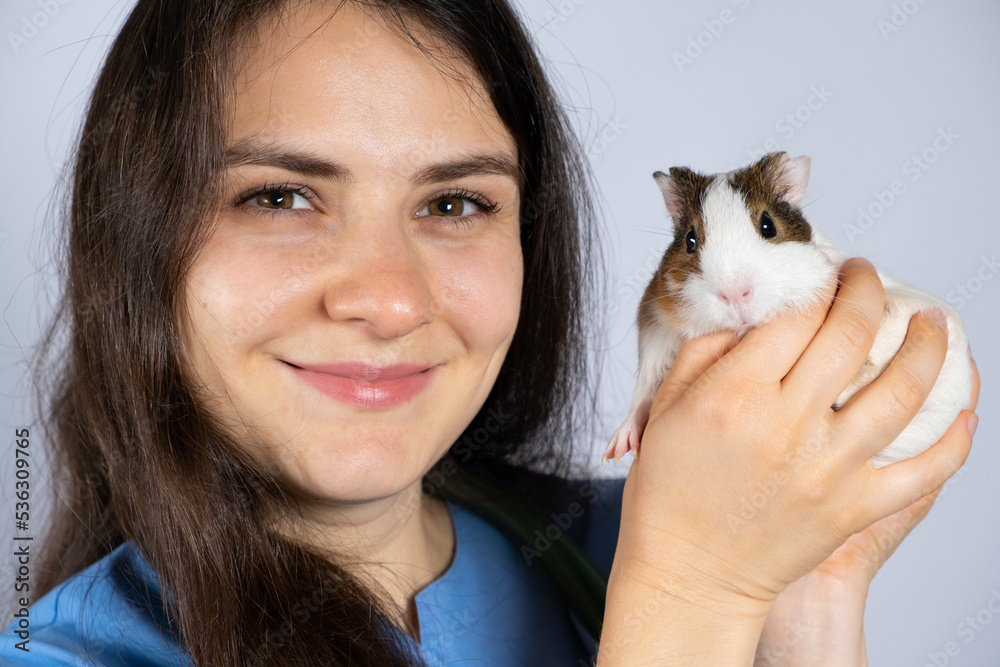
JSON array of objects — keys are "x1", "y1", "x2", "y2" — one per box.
[{"x1": 718, "y1": 285, "x2": 754, "y2": 306}]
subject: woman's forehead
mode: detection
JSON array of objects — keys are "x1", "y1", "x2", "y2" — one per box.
[{"x1": 227, "y1": 2, "x2": 515, "y2": 165}]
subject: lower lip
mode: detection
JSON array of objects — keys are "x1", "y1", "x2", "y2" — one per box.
[{"x1": 288, "y1": 364, "x2": 438, "y2": 409}]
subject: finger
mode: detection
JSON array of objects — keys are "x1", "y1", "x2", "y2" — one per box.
[
  {"x1": 863, "y1": 409, "x2": 974, "y2": 525},
  {"x1": 647, "y1": 329, "x2": 739, "y2": 424},
  {"x1": 782, "y1": 258, "x2": 886, "y2": 410},
  {"x1": 717, "y1": 259, "x2": 839, "y2": 385},
  {"x1": 853, "y1": 491, "x2": 937, "y2": 580},
  {"x1": 872, "y1": 489, "x2": 937, "y2": 549},
  {"x1": 835, "y1": 310, "x2": 949, "y2": 462}
]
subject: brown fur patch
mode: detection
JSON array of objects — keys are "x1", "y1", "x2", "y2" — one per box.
[
  {"x1": 647, "y1": 167, "x2": 714, "y2": 321},
  {"x1": 729, "y1": 152, "x2": 813, "y2": 244}
]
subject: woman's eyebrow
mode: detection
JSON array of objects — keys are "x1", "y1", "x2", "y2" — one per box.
[
  {"x1": 411, "y1": 154, "x2": 523, "y2": 189},
  {"x1": 225, "y1": 140, "x2": 522, "y2": 188},
  {"x1": 226, "y1": 140, "x2": 350, "y2": 182}
]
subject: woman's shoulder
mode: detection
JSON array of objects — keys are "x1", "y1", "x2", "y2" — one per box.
[{"x1": 0, "y1": 542, "x2": 191, "y2": 666}]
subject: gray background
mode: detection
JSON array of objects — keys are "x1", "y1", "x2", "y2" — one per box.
[{"x1": 1, "y1": 0, "x2": 998, "y2": 664}]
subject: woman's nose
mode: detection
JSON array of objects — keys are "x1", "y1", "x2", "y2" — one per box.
[{"x1": 321, "y1": 218, "x2": 439, "y2": 339}]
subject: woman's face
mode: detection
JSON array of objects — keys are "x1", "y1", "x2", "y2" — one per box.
[{"x1": 181, "y1": 3, "x2": 522, "y2": 504}]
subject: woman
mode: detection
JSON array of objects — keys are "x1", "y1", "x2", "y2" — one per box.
[{"x1": 1, "y1": 0, "x2": 978, "y2": 664}]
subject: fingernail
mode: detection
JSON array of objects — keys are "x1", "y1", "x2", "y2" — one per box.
[
  {"x1": 923, "y1": 308, "x2": 948, "y2": 334},
  {"x1": 968, "y1": 413, "x2": 979, "y2": 438}
]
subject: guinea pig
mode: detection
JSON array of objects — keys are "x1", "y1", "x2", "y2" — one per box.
[{"x1": 603, "y1": 151, "x2": 972, "y2": 468}]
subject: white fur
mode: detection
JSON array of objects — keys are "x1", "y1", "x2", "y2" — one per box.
[
  {"x1": 811, "y1": 229, "x2": 972, "y2": 466},
  {"x1": 603, "y1": 309, "x2": 682, "y2": 462},
  {"x1": 604, "y1": 157, "x2": 972, "y2": 468}
]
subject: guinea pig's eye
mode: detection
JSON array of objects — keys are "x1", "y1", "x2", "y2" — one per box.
[
  {"x1": 760, "y1": 211, "x2": 777, "y2": 239},
  {"x1": 685, "y1": 227, "x2": 698, "y2": 253}
]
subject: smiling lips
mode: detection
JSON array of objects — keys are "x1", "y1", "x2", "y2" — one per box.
[{"x1": 286, "y1": 361, "x2": 438, "y2": 409}]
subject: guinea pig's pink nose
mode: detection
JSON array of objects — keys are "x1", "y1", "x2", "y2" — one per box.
[{"x1": 718, "y1": 285, "x2": 754, "y2": 306}]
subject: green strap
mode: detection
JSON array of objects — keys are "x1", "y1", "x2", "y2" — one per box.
[{"x1": 435, "y1": 465, "x2": 608, "y2": 643}]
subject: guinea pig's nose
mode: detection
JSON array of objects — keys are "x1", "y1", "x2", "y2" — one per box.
[{"x1": 718, "y1": 285, "x2": 754, "y2": 306}]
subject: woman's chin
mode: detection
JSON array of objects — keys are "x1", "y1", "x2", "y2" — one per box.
[{"x1": 273, "y1": 439, "x2": 441, "y2": 507}]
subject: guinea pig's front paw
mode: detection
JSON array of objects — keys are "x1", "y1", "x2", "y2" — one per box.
[
  {"x1": 601, "y1": 427, "x2": 637, "y2": 464},
  {"x1": 602, "y1": 404, "x2": 650, "y2": 464}
]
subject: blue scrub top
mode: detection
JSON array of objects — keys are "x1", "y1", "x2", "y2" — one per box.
[{"x1": 1, "y1": 477, "x2": 625, "y2": 666}]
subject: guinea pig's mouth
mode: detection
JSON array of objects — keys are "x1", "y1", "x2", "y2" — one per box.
[
  {"x1": 726, "y1": 306, "x2": 756, "y2": 330},
  {"x1": 728, "y1": 309, "x2": 777, "y2": 336}
]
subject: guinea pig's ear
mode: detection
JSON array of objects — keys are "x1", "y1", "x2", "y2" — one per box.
[
  {"x1": 653, "y1": 169, "x2": 685, "y2": 222},
  {"x1": 774, "y1": 153, "x2": 810, "y2": 207}
]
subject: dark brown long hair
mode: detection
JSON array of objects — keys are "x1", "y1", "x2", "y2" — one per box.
[{"x1": 32, "y1": 0, "x2": 604, "y2": 663}]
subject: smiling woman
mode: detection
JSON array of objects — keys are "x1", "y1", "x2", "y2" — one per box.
[{"x1": 0, "y1": 0, "x2": 607, "y2": 664}]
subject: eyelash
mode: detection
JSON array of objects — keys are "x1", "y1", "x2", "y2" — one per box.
[
  {"x1": 427, "y1": 188, "x2": 501, "y2": 226},
  {"x1": 234, "y1": 183, "x2": 501, "y2": 225},
  {"x1": 235, "y1": 181, "x2": 315, "y2": 218}
]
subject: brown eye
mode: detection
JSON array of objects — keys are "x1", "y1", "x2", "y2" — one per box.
[
  {"x1": 416, "y1": 191, "x2": 496, "y2": 223},
  {"x1": 428, "y1": 196, "x2": 471, "y2": 217},
  {"x1": 256, "y1": 190, "x2": 295, "y2": 209}
]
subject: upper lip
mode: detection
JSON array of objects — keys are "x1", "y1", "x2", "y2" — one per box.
[{"x1": 285, "y1": 361, "x2": 435, "y2": 382}]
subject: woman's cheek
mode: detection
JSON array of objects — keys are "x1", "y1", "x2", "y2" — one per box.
[
  {"x1": 180, "y1": 240, "x2": 311, "y2": 408},
  {"x1": 438, "y1": 238, "x2": 523, "y2": 345},
  {"x1": 188, "y1": 239, "x2": 312, "y2": 345}
]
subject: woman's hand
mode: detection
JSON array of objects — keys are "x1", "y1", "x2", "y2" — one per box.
[
  {"x1": 754, "y1": 354, "x2": 980, "y2": 666},
  {"x1": 598, "y1": 258, "x2": 977, "y2": 665}
]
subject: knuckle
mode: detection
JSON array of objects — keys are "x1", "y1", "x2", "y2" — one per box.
[
  {"x1": 796, "y1": 449, "x2": 838, "y2": 500},
  {"x1": 694, "y1": 388, "x2": 736, "y2": 423},
  {"x1": 695, "y1": 381, "x2": 755, "y2": 426},
  {"x1": 887, "y1": 366, "x2": 926, "y2": 415},
  {"x1": 937, "y1": 431, "x2": 972, "y2": 478},
  {"x1": 918, "y1": 464, "x2": 946, "y2": 499},
  {"x1": 836, "y1": 312, "x2": 876, "y2": 353},
  {"x1": 797, "y1": 471, "x2": 833, "y2": 507},
  {"x1": 828, "y1": 503, "x2": 863, "y2": 538}
]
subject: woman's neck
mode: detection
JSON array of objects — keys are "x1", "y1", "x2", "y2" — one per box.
[{"x1": 283, "y1": 482, "x2": 456, "y2": 638}]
